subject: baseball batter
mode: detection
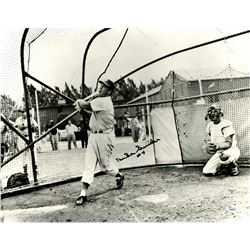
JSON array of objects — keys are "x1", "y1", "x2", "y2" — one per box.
[
  {"x1": 74, "y1": 80, "x2": 124, "y2": 205},
  {"x1": 203, "y1": 104, "x2": 240, "y2": 176}
]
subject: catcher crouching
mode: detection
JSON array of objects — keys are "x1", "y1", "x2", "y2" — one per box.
[{"x1": 203, "y1": 104, "x2": 240, "y2": 176}]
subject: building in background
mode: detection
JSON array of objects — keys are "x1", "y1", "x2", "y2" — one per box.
[
  {"x1": 128, "y1": 65, "x2": 250, "y2": 105},
  {"x1": 126, "y1": 65, "x2": 250, "y2": 136}
]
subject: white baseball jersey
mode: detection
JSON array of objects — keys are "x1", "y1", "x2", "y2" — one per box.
[
  {"x1": 81, "y1": 96, "x2": 119, "y2": 185},
  {"x1": 206, "y1": 118, "x2": 238, "y2": 150},
  {"x1": 89, "y1": 96, "x2": 115, "y2": 131},
  {"x1": 65, "y1": 124, "x2": 78, "y2": 135}
]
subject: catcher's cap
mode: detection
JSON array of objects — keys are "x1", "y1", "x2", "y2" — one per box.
[{"x1": 99, "y1": 80, "x2": 118, "y2": 91}]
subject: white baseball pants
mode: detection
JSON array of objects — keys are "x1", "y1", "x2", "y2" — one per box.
[
  {"x1": 203, "y1": 147, "x2": 240, "y2": 175},
  {"x1": 81, "y1": 132, "x2": 119, "y2": 185}
]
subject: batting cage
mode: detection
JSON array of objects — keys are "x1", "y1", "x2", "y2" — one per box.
[{"x1": 1, "y1": 28, "x2": 250, "y2": 196}]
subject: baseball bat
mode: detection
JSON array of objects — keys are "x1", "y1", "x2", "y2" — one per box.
[{"x1": 83, "y1": 91, "x2": 99, "y2": 101}]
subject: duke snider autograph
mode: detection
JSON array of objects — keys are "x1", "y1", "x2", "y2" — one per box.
[{"x1": 116, "y1": 138, "x2": 160, "y2": 162}]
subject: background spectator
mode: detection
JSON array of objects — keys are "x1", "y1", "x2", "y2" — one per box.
[{"x1": 65, "y1": 120, "x2": 78, "y2": 150}]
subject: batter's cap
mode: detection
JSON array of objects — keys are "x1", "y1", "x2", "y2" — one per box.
[{"x1": 99, "y1": 80, "x2": 118, "y2": 91}]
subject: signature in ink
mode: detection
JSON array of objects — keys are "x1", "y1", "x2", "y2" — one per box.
[{"x1": 116, "y1": 138, "x2": 160, "y2": 162}]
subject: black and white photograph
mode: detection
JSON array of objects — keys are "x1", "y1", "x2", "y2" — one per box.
[{"x1": 0, "y1": 1, "x2": 250, "y2": 249}]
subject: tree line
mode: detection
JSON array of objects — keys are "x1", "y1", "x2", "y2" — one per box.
[
  {"x1": 1, "y1": 76, "x2": 167, "y2": 120},
  {"x1": 27, "y1": 77, "x2": 167, "y2": 107}
]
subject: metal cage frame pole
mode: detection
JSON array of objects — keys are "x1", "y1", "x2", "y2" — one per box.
[
  {"x1": 145, "y1": 84, "x2": 152, "y2": 139},
  {"x1": 171, "y1": 72, "x2": 184, "y2": 164},
  {"x1": 148, "y1": 103, "x2": 157, "y2": 164},
  {"x1": 35, "y1": 90, "x2": 41, "y2": 136},
  {"x1": 80, "y1": 28, "x2": 111, "y2": 140},
  {"x1": 1, "y1": 110, "x2": 79, "y2": 167},
  {"x1": 114, "y1": 30, "x2": 250, "y2": 85},
  {"x1": 1, "y1": 114, "x2": 29, "y2": 144},
  {"x1": 2, "y1": 28, "x2": 113, "y2": 168},
  {"x1": 20, "y1": 28, "x2": 38, "y2": 184},
  {"x1": 81, "y1": 28, "x2": 111, "y2": 97},
  {"x1": 25, "y1": 72, "x2": 75, "y2": 103}
]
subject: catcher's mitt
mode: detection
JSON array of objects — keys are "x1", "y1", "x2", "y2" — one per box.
[
  {"x1": 219, "y1": 153, "x2": 229, "y2": 161},
  {"x1": 205, "y1": 142, "x2": 217, "y2": 154}
]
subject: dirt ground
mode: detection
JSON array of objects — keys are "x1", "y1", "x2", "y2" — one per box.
[{"x1": 1, "y1": 165, "x2": 250, "y2": 222}]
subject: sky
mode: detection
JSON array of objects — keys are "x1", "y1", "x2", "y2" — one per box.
[
  {"x1": 0, "y1": 1, "x2": 250, "y2": 108},
  {"x1": 1, "y1": 27, "x2": 249, "y2": 106}
]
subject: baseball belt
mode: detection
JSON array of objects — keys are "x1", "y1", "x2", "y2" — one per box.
[{"x1": 91, "y1": 129, "x2": 113, "y2": 134}]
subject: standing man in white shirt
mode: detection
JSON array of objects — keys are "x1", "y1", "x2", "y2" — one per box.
[
  {"x1": 65, "y1": 120, "x2": 78, "y2": 150},
  {"x1": 14, "y1": 108, "x2": 38, "y2": 174},
  {"x1": 74, "y1": 80, "x2": 124, "y2": 205}
]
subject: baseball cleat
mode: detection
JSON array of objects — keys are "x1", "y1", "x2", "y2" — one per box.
[
  {"x1": 228, "y1": 162, "x2": 239, "y2": 176},
  {"x1": 76, "y1": 195, "x2": 87, "y2": 205},
  {"x1": 116, "y1": 174, "x2": 124, "y2": 189}
]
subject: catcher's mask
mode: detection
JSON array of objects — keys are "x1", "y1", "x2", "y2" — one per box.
[{"x1": 205, "y1": 104, "x2": 223, "y2": 121}]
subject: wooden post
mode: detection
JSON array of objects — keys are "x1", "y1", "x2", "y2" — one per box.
[{"x1": 145, "y1": 84, "x2": 152, "y2": 138}]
